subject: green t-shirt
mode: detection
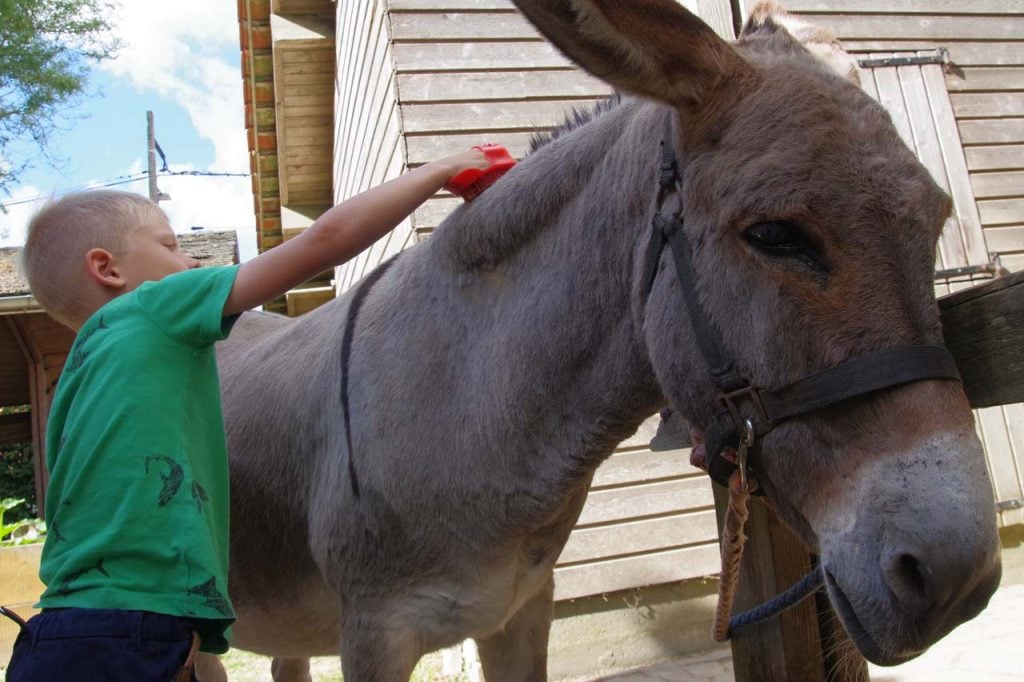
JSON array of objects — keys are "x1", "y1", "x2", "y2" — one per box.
[{"x1": 37, "y1": 265, "x2": 241, "y2": 653}]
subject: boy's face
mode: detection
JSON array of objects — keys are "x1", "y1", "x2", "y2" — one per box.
[{"x1": 119, "y1": 217, "x2": 200, "y2": 291}]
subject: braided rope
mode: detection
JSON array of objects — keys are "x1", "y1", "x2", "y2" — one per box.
[
  {"x1": 711, "y1": 471, "x2": 825, "y2": 641},
  {"x1": 729, "y1": 566, "x2": 825, "y2": 635},
  {"x1": 712, "y1": 471, "x2": 752, "y2": 642}
]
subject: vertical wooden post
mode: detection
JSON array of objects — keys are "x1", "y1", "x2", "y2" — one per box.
[
  {"x1": 147, "y1": 111, "x2": 160, "y2": 203},
  {"x1": 7, "y1": 317, "x2": 48, "y2": 515},
  {"x1": 713, "y1": 484, "x2": 869, "y2": 681}
]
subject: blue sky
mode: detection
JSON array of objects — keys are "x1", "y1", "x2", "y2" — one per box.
[{"x1": 0, "y1": 0, "x2": 257, "y2": 260}]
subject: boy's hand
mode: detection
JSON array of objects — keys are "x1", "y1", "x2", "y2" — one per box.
[
  {"x1": 444, "y1": 144, "x2": 518, "y2": 202},
  {"x1": 437, "y1": 148, "x2": 491, "y2": 178}
]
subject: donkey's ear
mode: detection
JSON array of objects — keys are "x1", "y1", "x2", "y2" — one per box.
[{"x1": 511, "y1": 0, "x2": 755, "y2": 107}]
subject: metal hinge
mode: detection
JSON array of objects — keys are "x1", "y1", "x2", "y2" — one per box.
[
  {"x1": 934, "y1": 260, "x2": 1008, "y2": 283},
  {"x1": 858, "y1": 48, "x2": 950, "y2": 69}
]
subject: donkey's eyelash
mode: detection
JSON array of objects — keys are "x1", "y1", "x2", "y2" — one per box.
[{"x1": 742, "y1": 220, "x2": 829, "y2": 273}]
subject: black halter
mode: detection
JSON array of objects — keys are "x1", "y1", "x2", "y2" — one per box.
[{"x1": 642, "y1": 119, "x2": 962, "y2": 491}]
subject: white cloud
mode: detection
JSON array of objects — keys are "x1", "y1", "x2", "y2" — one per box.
[{"x1": 102, "y1": 0, "x2": 249, "y2": 170}]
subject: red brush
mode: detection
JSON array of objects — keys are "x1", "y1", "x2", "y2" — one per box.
[{"x1": 444, "y1": 144, "x2": 517, "y2": 202}]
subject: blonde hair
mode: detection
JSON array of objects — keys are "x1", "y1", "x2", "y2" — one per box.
[{"x1": 22, "y1": 190, "x2": 164, "y2": 327}]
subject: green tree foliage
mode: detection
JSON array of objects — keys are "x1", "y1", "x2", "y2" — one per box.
[{"x1": 0, "y1": 0, "x2": 118, "y2": 197}]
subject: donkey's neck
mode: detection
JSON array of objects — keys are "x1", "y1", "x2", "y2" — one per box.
[{"x1": 426, "y1": 98, "x2": 669, "y2": 479}]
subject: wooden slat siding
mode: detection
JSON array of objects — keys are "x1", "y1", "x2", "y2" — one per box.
[
  {"x1": 947, "y1": 67, "x2": 1024, "y2": 92},
  {"x1": 559, "y1": 510, "x2": 718, "y2": 565},
  {"x1": 959, "y1": 118, "x2": 1024, "y2": 146},
  {"x1": 921, "y1": 63, "x2": 991, "y2": 267},
  {"x1": 980, "y1": 199, "x2": 1024, "y2": 227},
  {"x1": 397, "y1": 70, "x2": 608, "y2": 104},
  {"x1": 553, "y1": 544, "x2": 720, "y2": 601},
  {"x1": 801, "y1": 15, "x2": 1024, "y2": 42},
  {"x1": 779, "y1": 0, "x2": 1023, "y2": 12},
  {"x1": 985, "y1": 226, "x2": 1024, "y2": 253},
  {"x1": 333, "y1": 0, "x2": 409, "y2": 295},
  {"x1": 965, "y1": 145, "x2": 1024, "y2": 173},
  {"x1": 951, "y1": 92, "x2": 1024, "y2": 119},
  {"x1": 403, "y1": 99, "x2": 603, "y2": 135},
  {"x1": 576, "y1": 477, "x2": 713, "y2": 527},
  {"x1": 393, "y1": 41, "x2": 570, "y2": 71}
]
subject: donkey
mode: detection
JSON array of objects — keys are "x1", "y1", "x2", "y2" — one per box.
[{"x1": 203, "y1": 1, "x2": 1002, "y2": 679}]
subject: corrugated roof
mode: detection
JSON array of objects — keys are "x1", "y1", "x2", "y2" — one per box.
[{"x1": 0, "y1": 230, "x2": 240, "y2": 297}]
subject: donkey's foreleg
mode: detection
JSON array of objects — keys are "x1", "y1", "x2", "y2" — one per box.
[
  {"x1": 339, "y1": 610, "x2": 420, "y2": 682},
  {"x1": 270, "y1": 657, "x2": 312, "y2": 682},
  {"x1": 475, "y1": 576, "x2": 554, "y2": 681}
]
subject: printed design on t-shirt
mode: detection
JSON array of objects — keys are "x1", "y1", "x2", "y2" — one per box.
[
  {"x1": 65, "y1": 316, "x2": 108, "y2": 372},
  {"x1": 55, "y1": 558, "x2": 109, "y2": 597},
  {"x1": 191, "y1": 481, "x2": 209, "y2": 514},
  {"x1": 145, "y1": 455, "x2": 185, "y2": 506},
  {"x1": 49, "y1": 520, "x2": 67, "y2": 544},
  {"x1": 187, "y1": 575, "x2": 233, "y2": 617}
]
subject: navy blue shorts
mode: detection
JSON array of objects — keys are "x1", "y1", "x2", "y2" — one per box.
[{"x1": 5, "y1": 608, "x2": 199, "y2": 682}]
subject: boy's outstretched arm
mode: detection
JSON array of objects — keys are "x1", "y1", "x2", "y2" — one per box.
[{"x1": 223, "y1": 149, "x2": 489, "y2": 316}]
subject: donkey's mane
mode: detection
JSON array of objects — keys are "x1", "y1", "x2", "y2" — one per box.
[{"x1": 528, "y1": 93, "x2": 623, "y2": 154}]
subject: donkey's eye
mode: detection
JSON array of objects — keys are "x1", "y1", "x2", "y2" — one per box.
[{"x1": 743, "y1": 221, "x2": 827, "y2": 272}]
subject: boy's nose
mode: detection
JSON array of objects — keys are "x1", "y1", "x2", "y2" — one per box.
[{"x1": 187, "y1": 256, "x2": 201, "y2": 269}]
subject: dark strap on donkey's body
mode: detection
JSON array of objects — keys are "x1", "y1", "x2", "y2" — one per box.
[
  {"x1": 642, "y1": 116, "x2": 961, "y2": 635},
  {"x1": 340, "y1": 253, "x2": 402, "y2": 497}
]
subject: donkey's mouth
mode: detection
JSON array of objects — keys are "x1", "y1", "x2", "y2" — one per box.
[{"x1": 823, "y1": 569, "x2": 922, "y2": 666}]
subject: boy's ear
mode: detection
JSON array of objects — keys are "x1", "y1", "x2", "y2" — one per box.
[{"x1": 84, "y1": 248, "x2": 126, "y2": 291}]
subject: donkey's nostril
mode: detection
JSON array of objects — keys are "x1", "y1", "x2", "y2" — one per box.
[{"x1": 884, "y1": 551, "x2": 933, "y2": 608}]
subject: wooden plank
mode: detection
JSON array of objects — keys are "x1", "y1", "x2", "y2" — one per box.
[
  {"x1": 938, "y1": 269, "x2": 1024, "y2": 408},
  {"x1": 783, "y1": 0, "x2": 1024, "y2": 13},
  {"x1": 592, "y1": 448, "x2": 698, "y2": 489},
  {"x1": 390, "y1": 0, "x2": 512, "y2": 8},
  {"x1": 407, "y1": 131, "x2": 539, "y2": 165},
  {"x1": 984, "y1": 226, "x2": 1024, "y2": 253},
  {"x1": 553, "y1": 543, "x2": 720, "y2": 601},
  {"x1": 921, "y1": 63, "x2": 990, "y2": 266},
  {"x1": 285, "y1": 285, "x2": 335, "y2": 317},
  {"x1": 869, "y1": 58, "x2": 915, "y2": 149},
  {"x1": 958, "y1": 118, "x2": 1024, "y2": 146},
  {"x1": 965, "y1": 144, "x2": 1024, "y2": 172},
  {"x1": 397, "y1": 69, "x2": 608, "y2": 103},
  {"x1": 559, "y1": 510, "x2": 718, "y2": 564},
  {"x1": 393, "y1": 41, "x2": 569, "y2": 72},
  {"x1": 805, "y1": 14, "x2": 1024, "y2": 42},
  {"x1": 577, "y1": 478, "x2": 714, "y2": 527},
  {"x1": 898, "y1": 64, "x2": 970, "y2": 269},
  {"x1": 976, "y1": 405, "x2": 1024, "y2": 507},
  {"x1": 402, "y1": 99, "x2": 601, "y2": 134},
  {"x1": 979, "y1": 198, "x2": 1024, "y2": 227},
  {"x1": 390, "y1": 11, "x2": 535, "y2": 41},
  {"x1": 951, "y1": 92, "x2": 1024, "y2": 119},
  {"x1": 712, "y1": 487, "x2": 865, "y2": 682},
  {"x1": 946, "y1": 67, "x2": 1024, "y2": 92}
]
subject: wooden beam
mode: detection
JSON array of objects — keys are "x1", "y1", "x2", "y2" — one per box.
[
  {"x1": 6, "y1": 317, "x2": 48, "y2": 513},
  {"x1": 939, "y1": 269, "x2": 1024, "y2": 408},
  {"x1": 713, "y1": 487, "x2": 868, "y2": 682}
]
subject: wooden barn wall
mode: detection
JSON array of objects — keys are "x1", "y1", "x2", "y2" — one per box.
[{"x1": 334, "y1": 0, "x2": 411, "y2": 293}]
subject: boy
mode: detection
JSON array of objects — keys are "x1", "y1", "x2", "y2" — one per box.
[{"x1": 5, "y1": 148, "x2": 491, "y2": 681}]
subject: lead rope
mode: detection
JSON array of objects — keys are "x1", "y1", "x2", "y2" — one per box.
[
  {"x1": 710, "y1": 469, "x2": 826, "y2": 641},
  {"x1": 712, "y1": 470, "x2": 753, "y2": 642}
]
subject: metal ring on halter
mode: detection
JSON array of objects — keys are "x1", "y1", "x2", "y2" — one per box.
[{"x1": 736, "y1": 419, "x2": 755, "y2": 492}]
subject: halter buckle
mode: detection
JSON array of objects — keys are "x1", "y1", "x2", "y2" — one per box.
[{"x1": 718, "y1": 384, "x2": 770, "y2": 432}]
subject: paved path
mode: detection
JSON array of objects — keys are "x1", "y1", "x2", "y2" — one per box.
[{"x1": 602, "y1": 583, "x2": 1024, "y2": 681}]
